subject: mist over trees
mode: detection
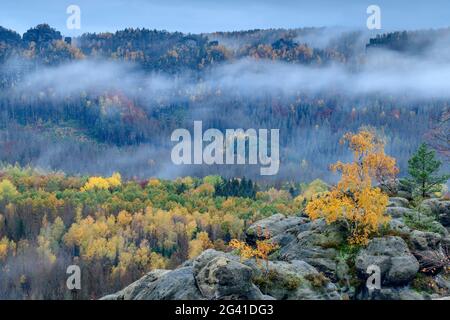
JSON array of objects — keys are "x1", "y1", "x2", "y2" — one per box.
[
  {"x1": 0, "y1": 23, "x2": 449, "y2": 300},
  {"x1": 0, "y1": 24, "x2": 449, "y2": 183}
]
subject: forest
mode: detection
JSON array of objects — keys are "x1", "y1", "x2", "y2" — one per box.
[
  {"x1": 0, "y1": 129, "x2": 448, "y2": 300},
  {"x1": 0, "y1": 165, "x2": 317, "y2": 299},
  {"x1": 0, "y1": 23, "x2": 449, "y2": 300},
  {"x1": 0, "y1": 24, "x2": 448, "y2": 182}
]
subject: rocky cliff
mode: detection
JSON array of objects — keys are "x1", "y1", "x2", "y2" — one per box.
[{"x1": 102, "y1": 196, "x2": 450, "y2": 300}]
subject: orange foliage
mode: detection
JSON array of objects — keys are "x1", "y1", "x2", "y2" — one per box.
[
  {"x1": 229, "y1": 227, "x2": 278, "y2": 270},
  {"x1": 305, "y1": 129, "x2": 398, "y2": 245}
]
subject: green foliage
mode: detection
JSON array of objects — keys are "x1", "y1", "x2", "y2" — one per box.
[
  {"x1": 0, "y1": 179, "x2": 18, "y2": 202},
  {"x1": 202, "y1": 175, "x2": 223, "y2": 187},
  {"x1": 0, "y1": 166, "x2": 304, "y2": 299},
  {"x1": 403, "y1": 210, "x2": 446, "y2": 235},
  {"x1": 401, "y1": 143, "x2": 449, "y2": 198},
  {"x1": 253, "y1": 269, "x2": 302, "y2": 293},
  {"x1": 215, "y1": 177, "x2": 257, "y2": 199}
]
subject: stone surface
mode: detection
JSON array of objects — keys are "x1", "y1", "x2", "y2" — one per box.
[
  {"x1": 246, "y1": 214, "x2": 307, "y2": 244},
  {"x1": 134, "y1": 267, "x2": 204, "y2": 300},
  {"x1": 195, "y1": 255, "x2": 264, "y2": 299},
  {"x1": 258, "y1": 260, "x2": 341, "y2": 300},
  {"x1": 388, "y1": 197, "x2": 410, "y2": 208},
  {"x1": 421, "y1": 199, "x2": 450, "y2": 227},
  {"x1": 355, "y1": 236, "x2": 419, "y2": 286},
  {"x1": 100, "y1": 269, "x2": 169, "y2": 300},
  {"x1": 409, "y1": 230, "x2": 442, "y2": 251},
  {"x1": 279, "y1": 220, "x2": 346, "y2": 279},
  {"x1": 385, "y1": 207, "x2": 414, "y2": 219}
]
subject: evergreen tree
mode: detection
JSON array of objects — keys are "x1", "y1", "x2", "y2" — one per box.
[{"x1": 401, "y1": 143, "x2": 449, "y2": 198}]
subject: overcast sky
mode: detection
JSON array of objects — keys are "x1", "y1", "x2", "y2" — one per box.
[{"x1": 1, "y1": 0, "x2": 449, "y2": 36}]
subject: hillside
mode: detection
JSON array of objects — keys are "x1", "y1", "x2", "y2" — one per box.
[{"x1": 0, "y1": 25, "x2": 449, "y2": 182}]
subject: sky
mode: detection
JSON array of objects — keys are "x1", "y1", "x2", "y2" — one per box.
[{"x1": 1, "y1": 0, "x2": 449, "y2": 36}]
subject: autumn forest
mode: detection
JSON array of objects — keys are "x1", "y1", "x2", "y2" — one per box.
[{"x1": 0, "y1": 20, "x2": 449, "y2": 300}]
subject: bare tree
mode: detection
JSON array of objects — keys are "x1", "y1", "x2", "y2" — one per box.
[{"x1": 427, "y1": 109, "x2": 450, "y2": 161}]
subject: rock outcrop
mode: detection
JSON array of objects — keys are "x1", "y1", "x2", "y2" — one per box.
[
  {"x1": 355, "y1": 236, "x2": 419, "y2": 285},
  {"x1": 387, "y1": 197, "x2": 410, "y2": 208},
  {"x1": 421, "y1": 199, "x2": 450, "y2": 227},
  {"x1": 103, "y1": 196, "x2": 450, "y2": 300},
  {"x1": 246, "y1": 213, "x2": 306, "y2": 244}
]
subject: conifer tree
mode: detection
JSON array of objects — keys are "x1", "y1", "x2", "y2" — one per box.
[{"x1": 401, "y1": 143, "x2": 449, "y2": 198}]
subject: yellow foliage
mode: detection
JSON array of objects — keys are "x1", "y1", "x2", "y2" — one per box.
[
  {"x1": 0, "y1": 236, "x2": 16, "y2": 262},
  {"x1": 37, "y1": 234, "x2": 57, "y2": 264},
  {"x1": 193, "y1": 183, "x2": 215, "y2": 196},
  {"x1": 81, "y1": 172, "x2": 122, "y2": 191},
  {"x1": 256, "y1": 188, "x2": 291, "y2": 202},
  {"x1": 107, "y1": 172, "x2": 122, "y2": 188},
  {"x1": 147, "y1": 178, "x2": 161, "y2": 187},
  {"x1": 229, "y1": 238, "x2": 278, "y2": 269},
  {"x1": 117, "y1": 210, "x2": 133, "y2": 226},
  {"x1": 305, "y1": 129, "x2": 397, "y2": 245},
  {"x1": 0, "y1": 179, "x2": 18, "y2": 202},
  {"x1": 180, "y1": 176, "x2": 194, "y2": 187},
  {"x1": 188, "y1": 231, "x2": 213, "y2": 259},
  {"x1": 294, "y1": 179, "x2": 329, "y2": 203}
]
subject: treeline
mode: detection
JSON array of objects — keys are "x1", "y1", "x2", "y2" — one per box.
[
  {"x1": 366, "y1": 28, "x2": 450, "y2": 53},
  {"x1": 0, "y1": 166, "x2": 318, "y2": 299},
  {"x1": 3, "y1": 24, "x2": 450, "y2": 73},
  {"x1": 215, "y1": 177, "x2": 257, "y2": 199},
  {"x1": 0, "y1": 24, "x2": 368, "y2": 72}
]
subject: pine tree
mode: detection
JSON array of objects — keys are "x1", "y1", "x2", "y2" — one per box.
[{"x1": 401, "y1": 143, "x2": 449, "y2": 198}]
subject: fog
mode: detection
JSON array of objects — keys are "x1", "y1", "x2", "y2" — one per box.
[
  {"x1": 8, "y1": 38, "x2": 450, "y2": 103},
  {"x1": 2, "y1": 33, "x2": 449, "y2": 182}
]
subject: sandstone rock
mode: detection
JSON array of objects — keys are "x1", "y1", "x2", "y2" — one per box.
[
  {"x1": 193, "y1": 249, "x2": 262, "y2": 277},
  {"x1": 421, "y1": 199, "x2": 450, "y2": 227},
  {"x1": 195, "y1": 255, "x2": 264, "y2": 300},
  {"x1": 355, "y1": 236, "x2": 419, "y2": 286},
  {"x1": 388, "y1": 218, "x2": 411, "y2": 233},
  {"x1": 121, "y1": 269, "x2": 170, "y2": 300},
  {"x1": 133, "y1": 267, "x2": 204, "y2": 300},
  {"x1": 254, "y1": 260, "x2": 341, "y2": 300},
  {"x1": 369, "y1": 288, "x2": 427, "y2": 300},
  {"x1": 442, "y1": 236, "x2": 450, "y2": 250},
  {"x1": 100, "y1": 294, "x2": 122, "y2": 300},
  {"x1": 387, "y1": 197, "x2": 410, "y2": 208},
  {"x1": 100, "y1": 269, "x2": 170, "y2": 300},
  {"x1": 434, "y1": 274, "x2": 450, "y2": 292},
  {"x1": 385, "y1": 207, "x2": 414, "y2": 219},
  {"x1": 246, "y1": 214, "x2": 307, "y2": 243},
  {"x1": 378, "y1": 179, "x2": 400, "y2": 196},
  {"x1": 336, "y1": 258, "x2": 351, "y2": 282},
  {"x1": 357, "y1": 285, "x2": 428, "y2": 300},
  {"x1": 409, "y1": 230, "x2": 442, "y2": 251},
  {"x1": 397, "y1": 190, "x2": 413, "y2": 200},
  {"x1": 279, "y1": 220, "x2": 346, "y2": 279}
]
